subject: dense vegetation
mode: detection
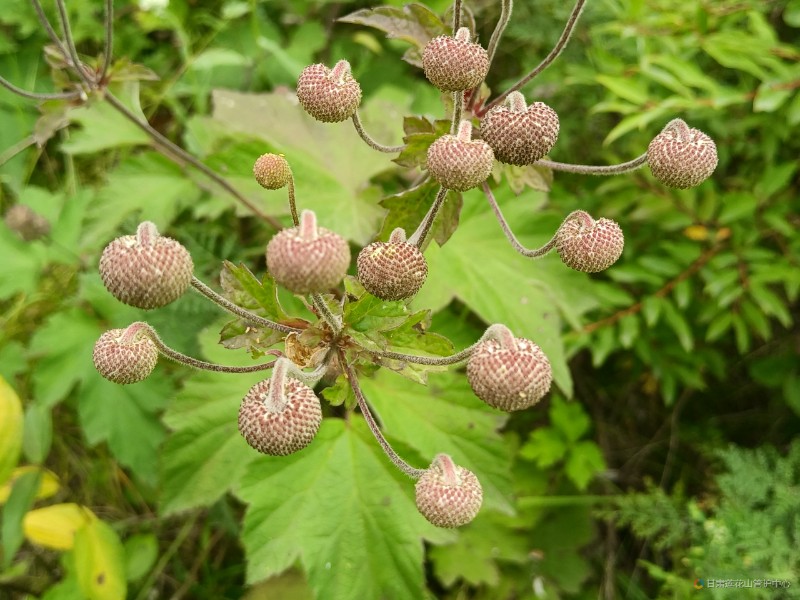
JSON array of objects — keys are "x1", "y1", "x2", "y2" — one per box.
[{"x1": 1, "y1": 0, "x2": 798, "y2": 598}]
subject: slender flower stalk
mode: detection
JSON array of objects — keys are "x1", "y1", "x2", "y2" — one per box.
[
  {"x1": 535, "y1": 152, "x2": 648, "y2": 176},
  {"x1": 408, "y1": 186, "x2": 448, "y2": 248},
  {"x1": 483, "y1": 0, "x2": 587, "y2": 113},
  {"x1": 485, "y1": 0, "x2": 513, "y2": 75},
  {"x1": 311, "y1": 293, "x2": 343, "y2": 335},
  {"x1": 450, "y1": 91, "x2": 463, "y2": 134},
  {"x1": 135, "y1": 322, "x2": 281, "y2": 373},
  {"x1": 190, "y1": 276, "x2": 301, "y2": 334},
  {"x1": 287, "y1": 176, "x2": 299, "y2": 226},
  {"x1": 351, "y1": 110, "x2": 404, "y2": 154},
  {"x1": 452, "y1": 0, "x2": 462, "y2": 32},
  {"x1": 100, "y1": 0, "x2": 113, "y2": 84},
  {"x1": 55, "y1": 0, "x2": 92, "y2": 87},
  {"x1": 0, "y1": 76, "x2": 81, "y2": 101},
  {"x1": 366, "y1": 323, "x2": 517, "y2": 366},
  {"x1": 103, "y1": 92, "x2": 283, "y2": 229},
  {"x1": 30, "y1": 0, "x2": 66, "y2": 53},
  {"x1": 481, "y1": 182, "x2": 557, "y2": 258},
  {"x1": 341, "y1": 355, "x2": 424, "y2": 479}
]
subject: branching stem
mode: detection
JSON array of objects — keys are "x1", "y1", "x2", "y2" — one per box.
[
  {"x1": 55, "y1": 0, "x2": 92, "y2": 87},
  {"x1": 0, "y1": 75, "x2": 81, "y2": 101},
  {"x1": 351, "y1": 110, "x2": 404, "y2": 154},
  {"x1": 341, "y1": 355, "x2": 424, "y2": 479},
  {"x1": 483, "y1": 0, "x2": 587, "y2": 113},
  {"x1": 190, "y1": 276, "x2": 301, "y2": 334},
  {"x1": 100, "y1": 0, "x2": 113, "y2": 83},
  {"x1": 535, "y1": 152, "x2": 648, "y2": 176},
  {"x1": 311, "y1": 293, "x2": 342, "y2": 335}
]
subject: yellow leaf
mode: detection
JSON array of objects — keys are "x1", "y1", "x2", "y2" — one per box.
[
  {"x1": 0, "y1": 376, "x2": 24, "y2": 486},
  {"x1": 0, "y1": 465, "x2": 60, "y2": 504},
  {"x1": 683, "y1": 224, "x2": 709, "y2": 241},
  {"x1": 74, "y1": 518, "x2": 127, "y2": 600},
  {"x1": 23, "y1": 503, "x2": 94, "y2": 550}
]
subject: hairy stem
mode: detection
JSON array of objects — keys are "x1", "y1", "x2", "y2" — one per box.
[
  {"x1": 311, "y1": 293, "x2": 342, "y2": 334},
  {"x1": 190, "y1": 276, "x2": 301, "y2": 334},
  {"x1": 103, "y1": 92, "x2": 283, "y2": 229},
  {"x1": 450, "y1": 91, "x2": 463, "y2": 134},
  {"x1": 287, "y1": 176, "x2": 299, "y2": 226},
  {"x1": 0, "y1": 75, "x2": 81, "y2": 101},
  {"x1": 366, "y1": 323, "x2": 515, "y2": 366},
  {"x1": 54, "y1": 0, "x2": 92, "y2": 87},
  {"x1": 100, "y1": 0, "x2": 113, "y2": 83},
  {"x1": 136, "y1": 322, "x2": 280, "y2": 373},
  {"x1": 485, "y1": 0, "x2": 513, "y2": 74},
  {"x1": 535, "y1": 152, "x2": 648, "y2": 175},
  {"x1": 30, "y1": 0, "x2": 65, "y2": 52},
  {"x1": 408, "y1": 186, "x2": 447, "y2": 248},
  {"x1": 481, "y1": 182, "x2": 557, "y2": 258},
  {"x1": 452, "y1": 0, "x2": 462, "y2": 32},
  {"x1": 342, "y1": 356, "x2": 424, "y2": 479},
  {"x1": 484, "y1": 0, "x2": 587, "y2": 112},
  {"x1": 351, "y1": 110, "x2": 404, "y2": 154}
]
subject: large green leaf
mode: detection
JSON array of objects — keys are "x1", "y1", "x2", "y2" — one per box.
[
  {"x1": 236, "y1": 418, "x2": 452, "y2": 599},
  {"x1": 359, "y1": 370, "x2": 514, "y2": 514},
  {"x1": 411, "y1": 187, "x2": 600, "y2": 396},
  {"x1": 159, "y1": 369, "x2": 263, "y2": 514},
  {"x1": 208, "y1": 89, "x2": 391, "y2": 244}
]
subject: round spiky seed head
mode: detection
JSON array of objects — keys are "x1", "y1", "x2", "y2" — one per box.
[
  {"x1": 467, "y1": 326, "x2": 552, "y2": 411},
  {"x1": 253, "y1": 153, "x2": 291, "y2": 190},
  {"x1": 296, "y1": 60, "x2": 362, "y2": 123},
  {"x1": 427, "y1": 121, "x2": 494, "y2": 192},
  {"x1": 422, "y1": 27, "x2": 489, "y2": 92},
  {"x1": 480, "y1": 92, "x2": 560, "y2": 165},
  {"x1": 415, "y1": 454, "x2": 483, "y2": 528},
  {"x1": 93, "y1": 324, "x2": 158, "y2": 385},
  {"x1": 647, "y1": 119, "x2": 718, "y2": 189},
  {"x1": 99, "y1": 222, "x2": 193, "y2": 309},
  {"x1": 357, "y1": 229, "x2": 427, "y2": 301},
  {"x1": 238, "y1": 376, "x2": 322, "y2": 456},
  {"x1": 266, "y1": 210, "x2": 350, "y2": 294},
  {"x1": 556, "y1": 211, "x2": 624, "y2": 273}
]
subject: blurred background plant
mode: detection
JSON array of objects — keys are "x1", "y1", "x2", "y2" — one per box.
[{"x1": 0, "y1": 0, "x2": 798, "y2": 598}]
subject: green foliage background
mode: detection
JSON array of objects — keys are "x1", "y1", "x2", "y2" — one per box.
[{"x1": 1, "y1": 0, "x2": 799, "y2": 598}]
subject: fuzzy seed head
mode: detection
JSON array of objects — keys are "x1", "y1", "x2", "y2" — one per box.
[
  {"x1": 253, "y1": 153, "x2": 291, "y2": 189},
  {"x1": 422, "y1": 29, "x2": 489, "y2": 92},
  {"x1": 93, "y1": 327, "x2": 158, "y2": 385},
  {"x1": 556, "y1": 213, "x2": 624, "y2": 273},
  {"x1": 481, "y1": 99, "x2": 560, "y2": 165},
  {"x1": 427, "y1": 132, "x2": 494, "y2": 192},
  {"x1": 99, "y1": 222, "x2": 193, "y2": 309},
  {"x1": 238, "y1": 377, "x2": 322, "y2": 456},
  {"x1": 266, "y1": 215, "x2": 350, "y2": 294},
  {"x1": 296, "y1": 61, "x2": 362, "y2": 123},
  {"x1": 415, "y1": 454, "x2": 483, "y2": 528},
  {"x1": 467, "y1": 337, "x2": 552, "y2": 411},
  {"x1": 357, "y1": 241, "x2": 428, "y2": 301},
  {"x1": 647, "y1": 119, "x2": 718, "y2": 189}
]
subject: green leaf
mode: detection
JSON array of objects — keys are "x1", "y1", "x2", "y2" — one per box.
[
  {"x1": 22, "y1": 402, "x2": 52, "y2": 465},
  {"x1": 1, "y1": 470, "x2": 41, "y2": 568},
  {"x1": 320, "y1": 373, "x2": 356, "y2": 409},
  {"x1": 549, "y1": 397, "x2": 590, "y2": 444},
  {"x1": 79, "y1": 375, "x2": 170, "y2": 485},
  {"x1": 411, "y1": 188, "x2": 590, "y2": 396},
  {"x1": 338, "y1": 4, "x2": 448, "y2": 67},
  {"x1": 595, "y1": 74, "x2": 649, "y2": 105},
  {"x1": 209, "y1": 90, "x2": 390, "y2": 244},
  {"x1": 661, "y1": 300, "x2": 694, "y2": 352},
  {"x1": 236, "y1": 418, "x2": 451, "y2": 598},
  {"x1": 123, "y1": 533, "x2": 158, "y2": 582},
  {"x1": 160, "y1": 370, "x2": 263, "y2": 514},
  {"x1": 360, "y1": 369, "x2": 514, "y2": 514},
  {"x1": 519, "y1": 428, "x2": 568, "y2": 468},
  {"x1": 73, "y1": 517, "x2": 127, "y2": 600},
  {"x1": 0, "y1": 223, "x2": 48, "y2": 299},
  {"x1": 29, "y1": 309, "x2": 100, "y2": 408},
  {"x1": 429, "y1": 513, "x2": 528, "y2": 587},
  {"x1": 564, "y1": 441, "x2": 606, "y2": 491}
]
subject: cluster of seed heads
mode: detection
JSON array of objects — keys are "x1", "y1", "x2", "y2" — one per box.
[{"x1": 93, "y1": 5, "x2": 721, "y2": 532}]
